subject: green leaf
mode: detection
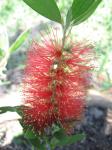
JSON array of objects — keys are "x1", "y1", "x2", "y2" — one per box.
[
  {"x1": 31, "y1": 138, "x2": 46, "y2": 150},
  {"x1": 24, "y1": 128, "x2": 46, "y2": 150},
  {"x1": 54, "y1": 128, "x2": 85, "y2": 147},
  {"x1": 0, "y1": 106, "x2": 23, "y2": 115},
  {"x1": 0, "y1": 106, "x2": 16, "y2": 114},
  {"x1": 66, "y1": 0, "x2": 102, "y2": 26},
  {"x1": 54, "y1": 128, "x2": 66, "y2": 140},
  {"x1": 57, "y1": 133, "x2": 85, "y2": 147},
  {"x1": 0, "y1": 48, "x2": 5, "y2": 57},
  {"x1": 24, "y1": 128, "x2": 36, "y2": 139},
  {"x1": 23, "y1": 0, "x2": 62, "y2": 23},
  {"x1": 9, "y1": 29, "x2": 30, "y2": 53},
  {"x1": 50, "y1": 137, "x2": 60, "y2": 149},
  {"x1": 52, "y1": 124, "x2": 61, "y2": 134}
]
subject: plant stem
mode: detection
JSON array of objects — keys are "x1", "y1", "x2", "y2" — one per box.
[
  {"x1": 66, "y1": 25, "x2": 72, "y2": 40},
  {"x1": 61, "y1": 23, "x2": 73, "y2": 50},
  {"x1": 62, "y1": 24, "x2": 67, "y2": 49}
]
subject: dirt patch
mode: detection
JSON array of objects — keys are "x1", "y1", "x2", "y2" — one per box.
[{"x1": 0, "y1": 105, "x2": 112, "y2": 150}]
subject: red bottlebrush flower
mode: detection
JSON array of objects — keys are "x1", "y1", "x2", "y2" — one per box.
[{"x1": 22, "y1": 33, "x2": 93, "y2": 134}]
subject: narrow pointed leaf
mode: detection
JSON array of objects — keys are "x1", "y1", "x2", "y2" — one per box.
[
  {"x1": 24, "y1": 128, "x2": 37, "y2": 139},
  {"x1": 0, "y1": 106, "x2": 23, "y2": 116},
  {"x1": 57, "y1": 133, "x2": 85, "y2": 147},
  {"x1": 66, "y1": 0, "x2": 102, "y2": 26},
  {"x1": 9, "y1": 29, "x2": 30, "y2": 52},
  {"x1": 24, "y1": 128, "x2": 46, "y2": 150},
  {"x1": 23, "y1": 0, "x2": 62, "y2": 23},
  {"x1": 54, "y1": 128, "x2": 85, "y2": 147}
]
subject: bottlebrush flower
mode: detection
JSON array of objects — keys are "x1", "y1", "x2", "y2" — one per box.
[{"x1": 22, "y1": 32, "x2": 93, "y2": 134}]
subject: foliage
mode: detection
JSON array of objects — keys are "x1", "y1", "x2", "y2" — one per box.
[
  {"x1": 23, "y1": 0, "x2": 62, "y2": 23},
  {"x1": 9, "y1": 29, "x2": 30, "y2": 52},
  {"x1": 94, "y1": 1, "x2": 112, "y2": 90},
  {"x1": 0, "y1": 28, "x2": 30, "y2": 77},
  {"x1": 66, "y1": 0, "x2": 102, "y2": 27}
]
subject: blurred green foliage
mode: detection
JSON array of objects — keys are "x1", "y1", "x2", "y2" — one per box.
[{"x1": 0, "y1": 0, "x2": 37, "y2": 35}]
